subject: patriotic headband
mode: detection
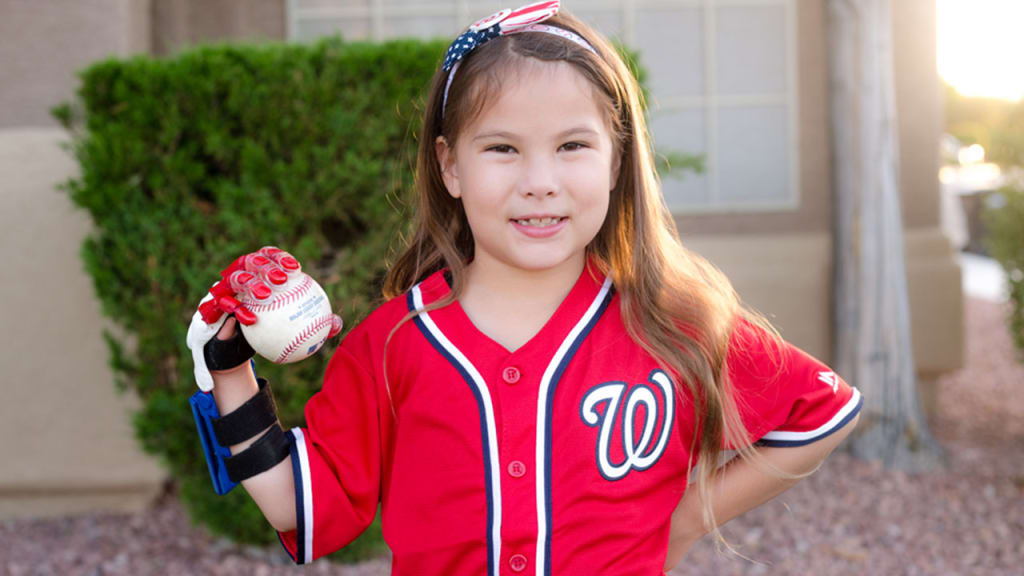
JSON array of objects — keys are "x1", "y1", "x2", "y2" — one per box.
[{"x1": 441, "y1": 0, "x2": 598, "y2": 118}]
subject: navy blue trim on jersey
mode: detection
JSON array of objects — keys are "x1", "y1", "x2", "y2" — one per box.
[
  {"x1": 284, "y1": 429, "x2": 306, "y2": 564},
  {"x1": 757, "y1": 392, "x2": 864, "y2": 447},
  {"x1": 543, "y1": 285, "x2": 615, "y2": 575},
  {"x1": 407, "y1": 291, "x2": 496, "y2": 576}
]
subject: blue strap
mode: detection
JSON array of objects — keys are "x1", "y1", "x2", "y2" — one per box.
[{"x1": 190, "y1": 389, "x2": 238, "y2": 495}]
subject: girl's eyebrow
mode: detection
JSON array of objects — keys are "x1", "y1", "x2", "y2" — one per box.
[{"x1": 472, "y1": 126, "x2": 599, "y2": 142}]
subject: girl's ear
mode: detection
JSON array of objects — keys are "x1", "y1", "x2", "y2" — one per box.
[{"x1": 435, "y1": 136, "x2": 461, "y2": 199}]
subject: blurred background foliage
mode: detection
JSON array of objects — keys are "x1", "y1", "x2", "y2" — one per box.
[{"x1": 945, "y1": 82, "x2": 1024, "y2": 357}]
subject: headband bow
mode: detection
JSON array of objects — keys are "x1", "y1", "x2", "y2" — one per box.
[
  {"x1": 440, "y1": 0, "x2": 597, "y2": 117},
  {"x1": 442, "y1": 0, "x2": 562, "y2": 72}
]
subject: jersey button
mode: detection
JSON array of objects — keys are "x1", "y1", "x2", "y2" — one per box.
[
  {"x1": 507, "y1": 460, "x2": 526, "y2": 478},
  {"x1": 509, "y1": 553, "x2": 528, "y2": 572},
  {"x1": 502, "y1": 366, "x2": 521, "y2": 384}
]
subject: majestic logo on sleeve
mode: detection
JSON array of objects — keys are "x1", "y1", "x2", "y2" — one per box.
[
  {"x1": 580, "y1": 370, "x2": 675, "y2": 481},
  {"x1": 817, "y1": 371, "x2": 840, "y2": 393}
]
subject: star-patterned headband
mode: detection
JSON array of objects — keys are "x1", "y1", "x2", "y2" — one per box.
[{"x1": 441, "y1": 0, "x2": 598, "y2": 118}]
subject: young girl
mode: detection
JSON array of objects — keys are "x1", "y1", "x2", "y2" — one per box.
[{"x1": 186, "y1": 2, "x2": 862, "y2": 574}]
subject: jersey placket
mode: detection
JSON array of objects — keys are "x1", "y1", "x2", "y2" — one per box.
[
  {"x1": 410, "y1": 264, "x2": 614, "y2": 576},
  {"x1": 491, "y1": 349, "x2": 542, "y2": 575}
]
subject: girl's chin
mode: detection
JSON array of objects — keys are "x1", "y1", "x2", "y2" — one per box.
[{"x1": 502, "y1": 251, "x2": 586, "y2": 272}]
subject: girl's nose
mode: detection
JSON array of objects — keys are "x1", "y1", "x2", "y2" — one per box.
[{"x1": 519, "y1": 156, "x2": 559, "y2": 198}]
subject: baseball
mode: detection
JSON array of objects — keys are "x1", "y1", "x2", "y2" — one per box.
[{"x1": 238, "y1": 272, "x2": 335, "y2": 364}]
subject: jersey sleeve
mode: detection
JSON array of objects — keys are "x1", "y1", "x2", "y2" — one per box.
[
  {"x1": 726, "y1": 317, "x2": 863, "y2": 448},
  {"x1": 276, "y1": 325, "x2": 382, "y2": 564}
]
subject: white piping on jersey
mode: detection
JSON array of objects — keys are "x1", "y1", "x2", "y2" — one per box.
[
  {"x1": 411, "y1": 284, "x2": 503, "y2": 576},
  {"x1": 290, "y1": 427, "x2": 315, "y2": 563},
  {"x1": 759, "y1": 387, "x2": 862, "y2": 442},
  {"x1": 535, "y1": 277, "x2": 614, "y2": 576}
]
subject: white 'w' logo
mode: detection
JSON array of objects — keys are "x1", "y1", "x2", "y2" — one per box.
[{"x1": 580, "y1": 370, "x2": 675, "y2": 481}]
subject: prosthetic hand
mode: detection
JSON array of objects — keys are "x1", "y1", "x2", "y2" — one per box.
[
  {"x1": 185, "y1": 246, "x2": 343, "y2": 391},
  {"x1": 186, "y1": 247, "x2": 343, "y2": 495}
]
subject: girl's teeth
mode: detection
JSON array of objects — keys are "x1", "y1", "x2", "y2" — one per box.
[{"x1": 517, "y1": 217, "x2": 561, "y2": 227}]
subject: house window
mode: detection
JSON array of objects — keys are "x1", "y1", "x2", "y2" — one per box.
[
  {"x1": 287, "y1": 0, "x2": 800, "y2": 214},
  {"x1": 637, "y1": 0, "x2": 799, "y2": 213}
]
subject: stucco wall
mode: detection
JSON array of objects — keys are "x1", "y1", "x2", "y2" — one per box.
[
  {"x1": 0, "y1": 0, "x2": 150, "y2": 128},
  {"x1": 152, "y1": 0, "x2": 284, "y2": 55},
  {"x1": 0, "y1": 128, "x2": 165, "y2": 518}
]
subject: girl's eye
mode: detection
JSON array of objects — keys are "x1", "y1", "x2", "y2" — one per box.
[
  {"x1": 560, "y1": 141, "x2": 588, "y2": 152},
  {"x1": 486, "y1": 144, "x2": 515, "y2": 154}
]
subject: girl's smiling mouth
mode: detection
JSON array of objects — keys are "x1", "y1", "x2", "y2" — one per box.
[{"x1": 510, "y1": 215, "x2": 569, "y2": 237}]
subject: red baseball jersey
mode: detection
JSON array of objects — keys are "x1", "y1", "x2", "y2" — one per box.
[{"x1": 276, "y1": 259, "x2": 862, "y2": 574}]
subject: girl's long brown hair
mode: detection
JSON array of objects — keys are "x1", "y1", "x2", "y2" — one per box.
[{"x1": 382, "y1": 10, "x2": 809, "y2": 553}]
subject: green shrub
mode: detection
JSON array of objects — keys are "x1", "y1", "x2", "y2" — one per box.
[
  {"x1": 52, "y1": 32, "x2": 680, "y2": 562},
  {"x1": 52, "y1": 36, "x2": 446, "y2": 560},
  {"x1": 983, "y1": 185, "x2": 1024, "y2": 358}
]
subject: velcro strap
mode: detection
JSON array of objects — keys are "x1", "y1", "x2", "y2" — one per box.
[
  {"x1": 224, "y1": 424, "x2": 290, "y2": 483},
  {"x1": 212, "y1": 378, "x2": 279, "y2": 446},
  {"x1": 203, "y1": 317, "x2": 256, "y2": 372}
]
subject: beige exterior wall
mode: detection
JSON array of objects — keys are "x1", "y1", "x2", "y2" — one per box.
[
  {"x1": 0, "y1": 0, "x2": 151, "y2": 129},
  {"x1": 680, "y1": 0, "x2": 962, "y2": 383},
  {"x1": 0, "y1": 129, "x2": 165, "y2": 519},
  {"x1": 893, "y1": 0, "x2": 943, "y2": 230},
  {"x1": 151, "y1": 0, "x2": 285, "y2": 56},
  {"x1": 0, "y1": 0, "x2": 962, "y2": 518},
  {"x1": 0, "y1": 0, "x2": 162, "y2": 519}
]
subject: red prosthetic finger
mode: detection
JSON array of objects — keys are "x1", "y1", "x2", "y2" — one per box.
[
  {"x1": 259, "y1": 246, "x2": 301, "y2": 272},
  {"x1": 216, "y1": 295, "x2": 258, "y2": 326},
  {"x1": 199, "y1": 280, "x2": 237, "y2": 324},
  {"x1": 241, "y1": 253, "x2": 287, "y2": 285},
  {"x1": 219, "y1": 253, "x2": 251, "y2": 282},
  {"x1": 328, "y1": 314, "x2": 343, "y2": 338},
  {"x1": 228, "y1": 270, "x2": 272, "y2": 301},
  {"x1": 199, "y1": 297, "x2": 224, "y2": 324},
  {"x1": 243, "y1": 254, "x2": 288, "y2": 286},
  {"x1": 263, "y1": 266, "x2": 288, "y2": 285}
]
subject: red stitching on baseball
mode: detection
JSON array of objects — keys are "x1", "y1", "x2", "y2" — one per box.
[
  {"x1": 245, "y1": 275, "x2": 313, "y2": 313},
  {"x1": 276, "y1": 315, "x2": 333, "y2": 363}
]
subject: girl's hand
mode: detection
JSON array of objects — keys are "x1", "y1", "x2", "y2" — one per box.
[{"x1": 185, "y1": 246, "x2": 343, "y2": 391}]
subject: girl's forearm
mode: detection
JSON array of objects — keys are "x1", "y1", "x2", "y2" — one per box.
[
  {"x1": 665, "y1": 414, "x2": 860, "y2": 568},
  {"x1": 210, "y1": 362, "x2": 298, "y2": 533}
]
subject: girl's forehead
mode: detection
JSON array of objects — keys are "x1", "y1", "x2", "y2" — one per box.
[{"x1": 463, "y1": 59, "x2": 607, "y2": 135}]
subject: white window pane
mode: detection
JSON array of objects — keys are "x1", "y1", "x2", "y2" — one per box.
[
  {"x1": 383, "y1": 0, "x2": 448, "y2": 6},
  {"x1": 635, "y1": 7, "x2": 704, "y2": 100},
  {"x1": 575, "y1": 10, "x2": 624, "y2": 41},
  {"x1": 294, "y1": 18, "x2": 371, "y2": 42},
  {"x1": 382, "y1": 16, "x2": 457, "y2": 39},
  {"x1": 715, "y1": 5, "x2": 786, "y2": 95},
  {"x1": 468, "y1": 1, "x2": 512, "y2": 17},
  {"x1": 298, "y1": 0, "x2": 369, "y2": 9},
  {"x1": 649, "y1": 110, "x2": 709, "y2": 207},
  {"x1": 717, "y1": 106, "x2": 789, "y2": 203}
]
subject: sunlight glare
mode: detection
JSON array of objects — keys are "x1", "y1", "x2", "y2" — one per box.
[{"x1": 937, "y1": 0, "x2": 1024, "y2": 101}]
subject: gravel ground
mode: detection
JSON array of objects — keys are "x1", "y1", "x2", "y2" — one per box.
[{"x1": 2, "y1": 297, "x2": 1021, "y2": 576}]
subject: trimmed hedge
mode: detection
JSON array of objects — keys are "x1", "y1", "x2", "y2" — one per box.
[
  {"x1": 52, "y1": 36, "x2": 447, "y2": 559},
  {"x1": 52, "y1": 31, "x2": 682, "y2": 560}
]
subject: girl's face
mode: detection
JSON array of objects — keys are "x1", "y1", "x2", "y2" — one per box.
[{"x1": 436, "y1": 60, "x2": 620, "y2": 278}]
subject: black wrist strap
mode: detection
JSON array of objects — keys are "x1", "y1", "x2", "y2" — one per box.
[
  {"x1": 224, "y1": 423, "x2": 290, "y2": 483},
  {"x1": 204, "y1": 315, "x2": 256, "y2": 372},
  {"x1": 212, "y1": 378, "x2": 279, "y2": 446}
]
